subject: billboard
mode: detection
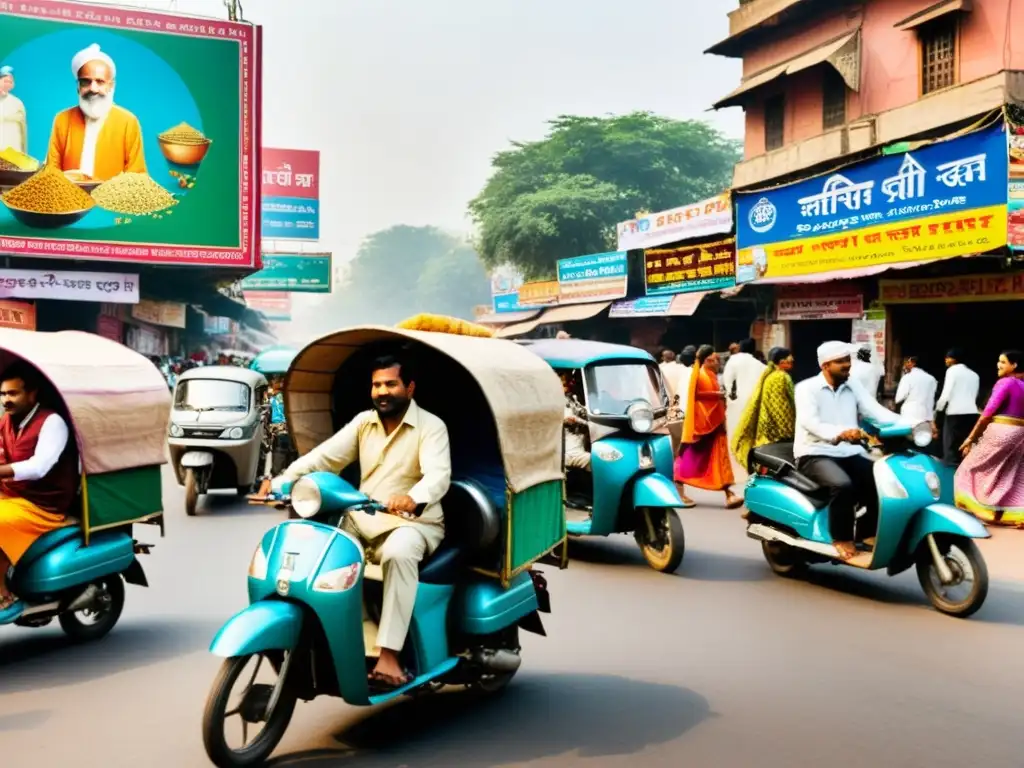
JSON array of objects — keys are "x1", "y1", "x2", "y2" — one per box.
[
  {"x1": 0, "y1": 1, "x2": 261, "y2": 267},
  {"x1": 244, "y1": 290, "x2": 291, "y2": 321},
  {"x1": 240, "y1": 252, "x2": 331, "y2": 292},
  {"x1": 262, "y1": 148, "x2": 319, "y2": 240}
]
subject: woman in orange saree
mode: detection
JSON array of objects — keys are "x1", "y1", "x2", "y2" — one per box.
[{"x1": 674, "y1": 345, "x2": 743, "y2": 509}]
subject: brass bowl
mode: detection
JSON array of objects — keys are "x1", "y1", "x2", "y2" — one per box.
[
  {"x1": 2, "y1": 200, "x2": 94, "y2": 229},
  {"x1": 159, "y1": 138, "x2": 212, "y2": 166}
]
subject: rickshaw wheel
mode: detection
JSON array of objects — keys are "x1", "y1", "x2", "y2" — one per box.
[
  {"x1": 185, "y1": 469, "x2": 199, "y2": 516},
  {"x1": 59, "y1": 575, "x2": 125, "y2": 642},
  {"x1": 638, "y1": 509, "x2": 685, "y2": 573},
  {"x1": 203, "y1": 653, "x2": 298, "y2": 768}
]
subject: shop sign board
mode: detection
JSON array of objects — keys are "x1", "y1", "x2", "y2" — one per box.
[
  {"x1": 240, "y1": 252, "x2": 331, "y2": 292},
  {"x1": 261, "y1": 149, "x2": 320, "y2": 241},
  {"x1": 244, "y1": 290, "x2": 291, "y2": 321},
  {"x1": 736, "y1": 123, "x2": 1008, "y2": 281},
  {"x1": 852, "y1": 309, "x2": 886, "y2": 366},
  {"x1": 557, "y1": 251, "x2": 628, "y2": 304},
  {"x1": 645, "y1": 238, "x2": 736, "y2": 295},
  {"x1": 0, "y1": 268, "x2": 139, "y2": 303},
  {"x1": 617, "y1": 192, "x2": 732, "y2": 251},
  {"x1": 879, "y1": 271, "x2": 1024, "y2": 303},
  {"x1": 0, "y1": 299, "x2": 36, "y2": 330},
  {"x1": 0, "y1": 1, "x2": 261, "y2": 267},
  {"x1": 775, "y1": 285, "x2": 864, "y2": 320},
  {"x1": 131, "y1": 298, "x2": 186, "y2": 328}
]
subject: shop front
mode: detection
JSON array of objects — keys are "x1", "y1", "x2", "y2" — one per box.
[
  {"x1": 880, "y1": 270, "x2": 1024, "y2": 396},
  {"x1": 773, "y1": 283, "x2": 866, "y2": 380}
]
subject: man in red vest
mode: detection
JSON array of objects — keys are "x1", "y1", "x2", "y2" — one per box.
[{"x1": 0, "y1": 363, "x2": 79, "y2": 614}]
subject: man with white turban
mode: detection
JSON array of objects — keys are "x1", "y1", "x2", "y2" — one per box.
[
  {"x1": 46, "y1": 44, "x2": 146, "y2": 181},
  {"x1": 0, "y1": 66, "x2": 27, "y2": 154},
  {"x1": 792, "y1": 341, "x2": 900, "y2": 560}
]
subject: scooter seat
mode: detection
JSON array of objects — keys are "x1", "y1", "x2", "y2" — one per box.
[
  {"x1": 17, "y1": 525, "x2": 83, "y2": 569},
  {"x1": 419, "y1": 543, "x2": 463, "y2": 585},
  {"x1": 750, "y1": 443, "x2": 827, "y2": 500}
]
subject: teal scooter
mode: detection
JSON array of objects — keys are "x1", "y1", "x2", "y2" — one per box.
[
  {"x1": 201, "y1": 473, "x2": 555, "y2": 767},
  {"x1": 521, "y1": 339, "x2": 687, "y2": 573},
  {"x1": 743, "y1": 420, "x2": 990, "y2": 617}
]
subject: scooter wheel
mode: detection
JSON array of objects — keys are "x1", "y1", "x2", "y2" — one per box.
[
  {"x1": 762, "y1": 541, "x2": 807, "y2": 578},
  {"x1": 916, "y1": 535, "x2": 989, "y2": 618},
  {"x1": 203, "y1": 653, "x2": 297, "y2": 768},
  {"x1": 59, "y1": 575, "x2": 125, "y2": 642}
]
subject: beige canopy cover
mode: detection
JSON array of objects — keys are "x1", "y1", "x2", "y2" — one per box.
[
  {"x1": 285, "y1": 325, "x2": 565, "y2": 493},
  {"x1": 0, "y1": 329, "x2": 171, "y2": 474}
]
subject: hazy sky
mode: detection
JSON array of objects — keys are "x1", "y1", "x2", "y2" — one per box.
[{"x1": 105, "y1": 0, "x2": 744, "y2": 265}]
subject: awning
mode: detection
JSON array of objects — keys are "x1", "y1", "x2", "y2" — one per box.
[
  {"x1": 713, "y1": 30, "x2": 860, "y2": 109},
  {"x1": 495, "y1": 301, "x2": 611, "y2": 338},
  {"x1": 475, "y1": 309, "x2": 541, "y2": 325},
  {"x1": 894, "y1": 0, "x2": 971, "y2": 31},
  {"x1": 757, "y1": 259, "x2": 935, "y2": 285}
]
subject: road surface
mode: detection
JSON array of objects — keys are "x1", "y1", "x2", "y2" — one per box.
[{"x1": 2, "y1": 469, "x2": 1023, "y2": 767}]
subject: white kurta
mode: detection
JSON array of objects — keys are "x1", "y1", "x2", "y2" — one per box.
[{"x1": 0, "y1": 93, "x2": 26, "y2": 154}]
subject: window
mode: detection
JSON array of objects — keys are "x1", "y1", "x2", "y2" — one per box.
[
  {"x1": 764, "y1": 94, "x2": 785, "y2": 151},
  {"x1": 584, "y1": 363, "x2": 666, "y2": 416},
  {"x1": 173, "y1": 379, "x2": 251, "y2": 412},
  {"x1": 920, "y1": 18, "x2": 957, "y2": 94},
  {"x1": 822, "y1": 68, "x2": 847, "y2": 129}
]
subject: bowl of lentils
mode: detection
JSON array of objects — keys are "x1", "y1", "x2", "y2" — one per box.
[
  {"x1": 158, "y1": 122, "x2": 212, "y2": 165},
  {"x1": 1, "y1": 165, "x2": 95, "y2": 228}
]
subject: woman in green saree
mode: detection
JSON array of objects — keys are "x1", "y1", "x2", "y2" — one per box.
[{"x1": 731, "y1": 347, "x2": 797, "y2": 471}]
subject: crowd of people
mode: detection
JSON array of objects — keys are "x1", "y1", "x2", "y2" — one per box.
[
  {"x1": 147, "y1": 351, "x2": 254, "y2": 390},
  {"x1": 656, "y1": 340, "x2": 1024, "y2": 534}
]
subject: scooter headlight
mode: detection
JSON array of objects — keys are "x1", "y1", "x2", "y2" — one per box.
[
  {"x1": 912, "y1": 422, "x2": 933, "y2": 448},
  {"x1": 248, "y1": 544, "x2": 269, "y2": 580},
  {"x1": 627, "y1": 401, "x2": 654, "y2": 434},
  {"x1": 291, "y1": 477, "x2": 322, "y2": 519},
  {"x1": 874, "y1": 459, "x2": 909, "y2": 500},
  {"x1": 312, "y1": 562, "x2": 362, "y2": 593}
]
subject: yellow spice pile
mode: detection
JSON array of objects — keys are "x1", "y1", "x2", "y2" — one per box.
[
  {"x1": 159, "y1": 122, "x2": 209, "y2": 145},
  {"x1": 2, "y1": 165, "x2": 94, "y2": 213},
  {"x1": 92, "y1": 172, "x2": 178, "y2": 215}
]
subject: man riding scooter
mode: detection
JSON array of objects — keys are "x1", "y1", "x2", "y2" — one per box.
[
  {"x1": 270, "y1": 352, "x2": 451, "y2": 690},
  {"x1": 793, "y1": 341, "x2": 901, "y2": 560},
  {"x1": 0, "y1": 363, "x2": 79, "y2": 618}
]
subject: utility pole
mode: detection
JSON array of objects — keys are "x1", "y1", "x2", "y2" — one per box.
[{"x1": 223, "y1": 0, "x2": 243, "y2": 21}]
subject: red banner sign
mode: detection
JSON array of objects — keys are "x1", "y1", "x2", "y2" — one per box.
[
  {"x1": 776, "y1": 285, "x2": 864, "y2": 320},
  {"x1": 261, "y1": 148, "x2": 320, "y2": 199}
]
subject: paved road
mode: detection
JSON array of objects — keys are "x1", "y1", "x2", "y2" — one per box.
[{"x1": 3, "y1": 468, "x2": 1023, "y2": 767}]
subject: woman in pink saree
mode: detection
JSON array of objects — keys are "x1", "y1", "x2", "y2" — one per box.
[
  {"x1": 954, "y1": 350, "x2": 1024, "y2": 526},
  {"x1": 674, "y1": 345, "x2": 742, "y2": 509}
]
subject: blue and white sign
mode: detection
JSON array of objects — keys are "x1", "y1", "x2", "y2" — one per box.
[
  {"x1": 735, "y1": 122, "x2": 1009, "y2": 281},
  {"x1": 556, "y1": 250, "x2": 628, "y2": 304},
  {"x1": 493, "y1": 291, "x2": 543, "y2": 313},
  {"x1": 262, "y1": 197, "x2": 320, "y2": 241}
]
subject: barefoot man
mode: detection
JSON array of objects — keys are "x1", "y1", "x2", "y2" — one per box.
[{"x1": 272, "y1": 353, "x2": 450, "y2": 689}]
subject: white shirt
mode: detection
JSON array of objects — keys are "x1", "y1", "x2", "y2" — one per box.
[
  {"x1": 722, "y1": 352, "x2": 766, "y2": 406},
  {"x1": 895, "y1": 367, "x2": 937, "y2": 423},
  {"x1": 0, "y1": 92, "x2": 26, "y2": 154},
  {"x1": 7, "y1": 405, "x2": 71, "y2": 482},
  {"x1": 794, "y1": 374, "x2": 900, "y2": 459},
  {"x1": 675, "y1": 366, "x2": 692, "y2": 414},
  {"x1": 850, "y1": 359, "x2": 883, "y2": 398},
  {"x1": 659, "y1": 361, "x2": 680, "y2": 401},
  {"x1": 79, "y1": 113, "x2": 106, "y2": 179},
  {"x1": 936, "y1": 363, "x2": 980, "y2": 416}
]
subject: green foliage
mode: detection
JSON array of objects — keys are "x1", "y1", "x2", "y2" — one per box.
[
  {"x1": 469, "y1": 112, "x2": 740, "y2": 277},
  {"x1": 329, "y1": 225, "x2": 490, "y2": 326}
]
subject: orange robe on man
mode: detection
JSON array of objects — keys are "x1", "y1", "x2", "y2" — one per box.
[{"x1": 46, "y1": 105, "x2": 146, "y2": 181}]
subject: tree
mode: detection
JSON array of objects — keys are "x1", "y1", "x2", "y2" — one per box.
[
  {"x1": 315, "y1": 225, "x2": 490, "y2": 329},
  {"x1": 469, "y1": 112, "x2": 741, "y2": 277}
]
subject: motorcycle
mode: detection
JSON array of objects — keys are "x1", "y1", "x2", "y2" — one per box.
[
  {"x1": 521, "y1": 339, "x2": 687, "y2": 573},
  {"x1": 743, "y1": 419, "x2": 991, "y2": 617},
  {"x1": 201, "y1": 320, "x2": 567, "y2": 767},
  {"x1": 0, "y1": 329, "x2": 168, "y2": 639}
]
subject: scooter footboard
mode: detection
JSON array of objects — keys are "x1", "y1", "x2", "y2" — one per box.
[
  {"x1": 210, "y1": 600, "x2": 304, "y2": 657},
  {"x1": 455, "y1": 571, "x2": 539, "y2": 636}
]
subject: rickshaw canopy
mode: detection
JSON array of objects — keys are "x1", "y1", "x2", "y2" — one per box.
[
  {"x1": 519, "y1": 338, "x2": 655, "y2": 369},
  {"x1": 284, "y1": 325, "x2": 565, "y2": 494},
  {"x1": 250, "y1": 345, "x2": 298, "y2": 376},
  {"x1": 0, "y1": 329, "x2": 170, "y2": 476}
]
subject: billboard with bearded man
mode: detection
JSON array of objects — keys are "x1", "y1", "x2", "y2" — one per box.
[{"x1": 0, "y1": 0, "x2": 261, "y2": 268}]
